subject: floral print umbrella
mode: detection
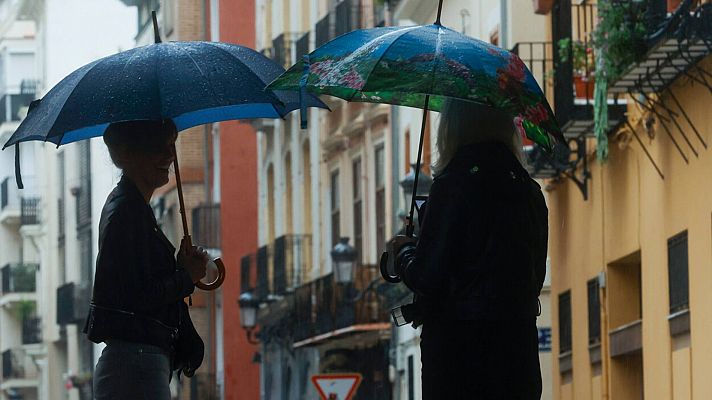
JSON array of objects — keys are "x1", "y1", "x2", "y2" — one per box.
[{"x1": 269, "y1": 23, "x2": 563, "y2": 151}]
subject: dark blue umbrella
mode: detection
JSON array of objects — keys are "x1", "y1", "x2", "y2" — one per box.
[
  {"x1": 2, "y1": 13, "x2": 327, "y2": 293},
  {"x1": 2, "y1": 40, "x2": 326, "y2": 148}
]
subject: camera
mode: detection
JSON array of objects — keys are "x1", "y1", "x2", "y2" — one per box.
[{"x1": 391, "y1": 301, "x2": 423, "y2": 328}]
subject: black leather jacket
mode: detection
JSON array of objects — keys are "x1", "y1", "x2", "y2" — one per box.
[
  {"x1": 398, "y1": 141, "x2": 548, "y2": 322},
  {"x1": 83, "y1": 176, "x2": 195, "y2": 351}
]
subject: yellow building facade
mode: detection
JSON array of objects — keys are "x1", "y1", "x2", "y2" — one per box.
[{"x1": 545, "y1": 2, "x2": 712, "y2": 400}]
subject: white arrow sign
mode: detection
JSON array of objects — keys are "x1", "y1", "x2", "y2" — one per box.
[{"x1": 311, "y1": 374, "x2": 362, "y2": 400}]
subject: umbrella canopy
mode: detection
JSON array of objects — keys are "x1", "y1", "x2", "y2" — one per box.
[
  {"x1": 269, "y1": 23, "x2": 562, "y2": 151},
  {"x1": 3, "y1": 41, "x2": 327, "y2": 148}
]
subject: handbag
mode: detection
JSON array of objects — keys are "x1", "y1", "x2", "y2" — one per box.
[{"x1": 172, "y1": 298, "x2": 204, "y2": 378}]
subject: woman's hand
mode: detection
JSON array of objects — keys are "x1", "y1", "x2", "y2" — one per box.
[{"x1": 178, "y1": 239, "x2": 209, "y2": 284}]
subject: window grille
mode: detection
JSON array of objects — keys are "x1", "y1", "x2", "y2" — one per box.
[
  {"x1": 559, "y1": 290, "x2": 572, "y2": 354},
  {"x1": 668, "y1": 231, "x2": 689, "y2": 313}
]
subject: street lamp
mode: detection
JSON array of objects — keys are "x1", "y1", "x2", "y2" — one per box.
[
  {"x1": 331, "y1": 237, "x2": 357, "y2": 284},
  {"x1": 399, "y1": 163, "x2": 433, "y2": 225},
  {"x1": 238, "y1": 291, "x2": 260, "y2": 344}
]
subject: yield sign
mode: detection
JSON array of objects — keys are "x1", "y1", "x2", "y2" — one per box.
[{"x1": 311, "y1": 373, "x2": 362, "y2": 400}]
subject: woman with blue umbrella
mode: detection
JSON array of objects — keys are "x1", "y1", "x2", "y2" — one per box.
[{"x1": 3, "y1": 13, "x2": 326, "y2": 398}]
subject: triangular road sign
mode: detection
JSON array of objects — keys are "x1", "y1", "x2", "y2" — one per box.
[{"x1": 311, "y1": 373, "x2": 362, "y2": 400}]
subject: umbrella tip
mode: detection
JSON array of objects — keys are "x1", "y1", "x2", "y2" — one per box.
[{"x1": 152, "y1": 11, "x2": 162, "y2": 44}]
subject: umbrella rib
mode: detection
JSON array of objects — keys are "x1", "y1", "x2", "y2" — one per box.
[
  {"x1": 51, "y1": 58, "x2": 112, "y2": 147},
  {"x1": 345, "y1": 27, "x2": 420, "y2": 102},
  {"x1": 171, "y1": 43, "x2": 223, "y2": 110},
  {"x1": 203, "y1": 42, "x2": 285, "y2": 106}
]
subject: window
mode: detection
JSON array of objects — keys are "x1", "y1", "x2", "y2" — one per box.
[
  {"x1": 375, "y1": 145, "x2": 385, "y2": 256},
  {"x1": 559, "y1": 290, "x2": 572, "y2": 354},
  {"x1": 76, "y1": 141, "x2": 91, "y2": 229},
  {"x1": 668, "y1": 231, "x2": 689, "y2": 313},
  {"x1": 330, "y1": 170, "x2": 340, "y2": 248},
  {"x1": 407, "y1": 354, "x2": 415, "y2": 400},
  {"x1": 352, "y1": 158, "x2": 362, "y2": 263},
  {"x1": 587, "y1": 277, "x2": 601, "y2": 344},
  {"x1": 58, "y1": 152, "x2": 66, "y2": 284}
]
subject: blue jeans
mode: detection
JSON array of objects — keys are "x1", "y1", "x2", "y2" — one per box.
[{"x1": 93, "y1": 339, "x2": 172, "y2": 399}]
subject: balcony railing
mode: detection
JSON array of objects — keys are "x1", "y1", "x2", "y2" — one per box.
[
  {"x1": 315, "y1": 13, "x2": 332, "y2": 47},
  {"x1": 293, "y1": 265, "x2": 389, "y2": 343},
  {"x1": 21, "y1": 197, "x2": 40, "y2": 225},
  {"x1": 272, "y1": 234, "x2": 312, "y2": 295},
  {"x1": 272, "y1": 33, "x2": 293, "y2": 69},
  {"x1": 191, "y1": 203, "x2": 220, "y2": 250},
  {"x1": 1, "y1": 177, "x2": 15, "y2": 210},
  {"x1": 56, "y1": 282, "x2": 91, "y2": 325},
  {"x1": 295, "y1": 31, "x2": 310, "y2": 62},
  {"x1": 22, "y1": 316, "x2": 42, "y2": 345},
  {"x1": 255, "y1": 244, "x2": 272, "y2": 301},
  {"x1": 1, "y1": 263, "x2": 38, "y2": 294},
  {"x1": 2, "y1": 348, "x2": 38, "y2": 380},
  {"x1": 335, "y1": 0, "x2": 362, "y2": 37}
]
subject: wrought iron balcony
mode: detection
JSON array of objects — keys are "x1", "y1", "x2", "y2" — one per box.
[
  {"x1": 295, "y1": 31, "x2": 310, "y2": 62},
  {"x1": 2, "y1": 348, "x2": 39, "y2": 380},
  {"x1": 335, "y1": 0, "x2": 362, "y2": 37},
  {"x1": 1, "y1": 263, "x2": 38, "y2": 294},
  {"x1": 272, "y1": 234, "x2": 312, "y2": 295},
  {"x1": 292, "y1": 265, "x2": 389, "y2": 345},
  {"x1": 21, "y1": 197, "x2": 40, "y2": 225},
  {"x1": 56, "y1": 282, "x2": 91, "y2": 325},
  {"x1": 315, "y1": 13, "x2": 332, "y2": 47},
  {"x1": 255, "y1": 244, "x2": 272, "y2": 301},
  {"x1": 191, "y1": 203, "x2": 220, "y2": 250},
  {"x1": 22, "y1": 316, "x2": 41, "y2": 345},
  {"x1": 272, "y1": 33, "x2": 294, "y2": 69}
]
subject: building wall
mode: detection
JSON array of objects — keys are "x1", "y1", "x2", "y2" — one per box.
[
  {"x1": 218, "y1": 0, "x2": 261, "y2": 397},
  {"x1": 550, "y1": 56, "x2": 712, "y2": 400}
]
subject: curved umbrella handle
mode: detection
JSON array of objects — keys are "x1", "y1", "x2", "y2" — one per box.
[
  {"x1": 195, "y1": 257, "x2": 226, "y2": 291},
  {"x1": 379, "y1": 252, "x2": 402, "y2": 283}
]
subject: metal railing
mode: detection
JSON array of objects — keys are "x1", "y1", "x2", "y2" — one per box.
[
  {"x1": 511, "y1": 41, "x2": 554, "y2": 100},
  {"x1": 0, "y1": 177, "x2": 15, "y2": 210},
  {"x1": 335, "y1": 0, "x2": 362, "y2": 37},
  {"x1": 295, "y1": 31, "x2": 310, "y2": 62},
  {"x1": 191, "y1": 203, "x2": 221, "y2": 250},
  {"x1": 293, "y1": 265, "x2": 388, "y2": 342},
  {"x1": 272, "y1": 234, "x2": 312, "y2": 295},
  {"x1": 22, "y1": 316, "x2": 42, "y2": 345},
  {"x1": 2, "y1": 348, "x2": 38, "y2": 380},
  {"x1": 315, "y1": 13, "x2": 332, "y2": 47},
  {"x1": 255, "y1": 244, "x2": 272, "y2": 301},
  {"x1": 1, "y1": 263, "x2": 38, "y2": 294},
  {"x1": 21, "y1": 197, "x2": 40, "y2": 225}
]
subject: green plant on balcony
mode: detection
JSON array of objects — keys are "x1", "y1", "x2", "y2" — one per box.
[
  {"x1": 590, "y1": 0, "x2": 649, "y2": 161},
  {"x1": 591, "y1": 0, "x2": 649, "y2": 83},
  {"x1": 557, "y1": 38, "x2": 595, "y2": 80},
  {"x1": 17, "y1": 300, "x2": 35, "y2": 320}
]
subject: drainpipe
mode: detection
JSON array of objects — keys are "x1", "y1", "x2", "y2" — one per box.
[{"x1": 500, "y1": 0, "x2": 508, "y2": 49}]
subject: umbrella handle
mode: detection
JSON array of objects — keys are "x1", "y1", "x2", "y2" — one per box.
[{"x1": 195, "y1": 257, "x2": 226, "y2": 291}]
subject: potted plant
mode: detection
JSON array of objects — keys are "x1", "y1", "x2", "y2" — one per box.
[
  {"x1": 558, "y1": 37, "x2": 596, "y2": 99},
  {"x1": 533, "y1": 0, "x2": 554, "y2": 15}
]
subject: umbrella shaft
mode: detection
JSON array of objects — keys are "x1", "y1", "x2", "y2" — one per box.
[
  {"x1": 407, "y1": 95, "x2": 430, "y2": 237},
  {"x1": 172, "y1": 143, "x2": 192, "y2": 247}
]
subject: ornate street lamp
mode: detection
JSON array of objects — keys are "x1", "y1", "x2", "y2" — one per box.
[
  {"x1": 331, "y1": 237, "x2": 357, "y2": 284},
  {"x1": 238, "y1": 291, "x2": 260, "y2": 344},
  {"x1": 399, "y1": 163, "x2": 433, "y2": 225}
]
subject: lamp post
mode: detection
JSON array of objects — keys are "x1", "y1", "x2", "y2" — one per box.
[
  {"x1": 331, "y1": 237, "x2": 357, "y2": 284},
  {"x1": 399, "y1": 163, "x2": 433, "y2": 229},
  {"x1": 238, "y1": 291, "x2": 260, "y2": 344}
]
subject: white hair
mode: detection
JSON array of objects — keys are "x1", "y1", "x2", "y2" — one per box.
[{"x1": 432, "y1": 98, "x2": 525, "y2": 176}]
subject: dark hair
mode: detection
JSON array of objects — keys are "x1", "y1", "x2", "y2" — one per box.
[{"x1": 103, "y1": 119, "x2": 178, "y2": 169}]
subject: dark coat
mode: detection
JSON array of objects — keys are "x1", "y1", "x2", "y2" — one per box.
[
  {"x1": 83, "y1": 176, "x2": 195, "y2": 352},
  {"x1": 397, "y1": 141, "x2": 548, "y2": 399},
  {"x1": 399, "y1": 140, "x2": 548, "y2": 322}
]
